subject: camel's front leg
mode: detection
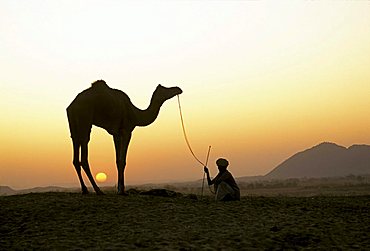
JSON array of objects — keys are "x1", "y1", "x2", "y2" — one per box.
[
  {"x1": 72, "y1": 139, "x2": 88, "y2": 194},
  {"x1": 80, "y1": 141, "x2": 104, "y2": 195},
  {"x1": 114, "y1": 132, "x2": 131, "y2": 195}
]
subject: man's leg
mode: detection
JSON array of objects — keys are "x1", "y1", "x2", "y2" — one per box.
[{"x1": 215, "y1": 181, "x2": 236, "y2": 201}]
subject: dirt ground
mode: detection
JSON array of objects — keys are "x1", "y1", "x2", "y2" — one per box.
[{"x1": 0, "y1": 192, "x2": 369, "y2": 250}]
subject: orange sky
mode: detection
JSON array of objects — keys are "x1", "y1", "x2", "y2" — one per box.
[{"x1": 1, "y1": 1, "x2": 369, "y2": 189}]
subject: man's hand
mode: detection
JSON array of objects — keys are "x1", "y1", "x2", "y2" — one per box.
[
  {"x1": 204, "y1": 166, "x2": 212, "y2": 185},
  {"x1": 204, "y1": 166, "x2": 209, "y2": 174}
]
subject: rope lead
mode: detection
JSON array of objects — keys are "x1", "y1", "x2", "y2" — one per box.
[
  {"x1": 177, "y1": 95, "x2": 206, "y2": 167},
  {"x1": 177, "y1": 95, "x2": 214, "y2": 196}
]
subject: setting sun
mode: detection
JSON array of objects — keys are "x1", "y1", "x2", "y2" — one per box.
[{"x1": 96, "y1": 173, "x2": 107, "y2": 183}]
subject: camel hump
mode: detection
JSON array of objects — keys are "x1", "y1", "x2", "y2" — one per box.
[{"x1": 91, "y1": 80, "x2": 110, "y2": 89}]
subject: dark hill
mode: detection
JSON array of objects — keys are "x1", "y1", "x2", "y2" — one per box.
[{"x1": 265, "y1": 142, "x2": 370, "y2": 179}]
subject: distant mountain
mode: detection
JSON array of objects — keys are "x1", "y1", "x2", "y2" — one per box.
[
  {"x1": 0, "y1": 186, "x2": 17, "y2": 196},
  {"x1": 265, "y1": 142, "x2": 370, "y2": 179},
  {"x1": 236, "y1": 176, "x2": 265, "y2": 183},
  {"x1": 0, "y1": 186, "x2": 78, "y2": 196},
  {"x1": 20, "y1": 186, "x2": 76, "y2": 194}
]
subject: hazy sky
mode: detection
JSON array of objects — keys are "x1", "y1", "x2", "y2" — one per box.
[{"x1": 1, "y1": 1, "x2": 369, "y2": 189}]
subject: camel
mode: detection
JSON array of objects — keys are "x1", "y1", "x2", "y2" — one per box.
[{"x1": 66, "y1": 80, "x2": 182, "y2": 195}]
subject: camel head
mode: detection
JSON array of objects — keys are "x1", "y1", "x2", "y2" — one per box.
[{"x1": 152, "y1": 84, "x2": 182, "y2": 104}]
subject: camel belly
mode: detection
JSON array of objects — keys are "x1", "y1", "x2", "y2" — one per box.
[{"x1": 93, "y1": 119, "x2": 121, "y2": 135}]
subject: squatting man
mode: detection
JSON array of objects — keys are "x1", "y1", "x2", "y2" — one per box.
[{"x1": 204, "y1": 158, "x2": 240, "y2": 201}]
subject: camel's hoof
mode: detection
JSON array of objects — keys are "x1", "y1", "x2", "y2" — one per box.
[
  {"x1": 82, "y1": 189, "x2": 89, "y2": 195},
  {"x1": 118, "y1": 191, "x2": 129, "y2": 196},
  {"x1": 96, "y1": 190, "x2": 105, "y2": 195}
]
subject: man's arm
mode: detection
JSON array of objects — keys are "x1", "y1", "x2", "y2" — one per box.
[
  {"x1": 204, "y1": 167, "x2": 213, "y2": 185},
  {"x1": 216, "y1": 171, "x2": 232, "y2": 183}
]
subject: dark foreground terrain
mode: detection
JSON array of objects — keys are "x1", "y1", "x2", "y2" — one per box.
[{"x1": 1, "y1": 192, "x2": 369, "y2": 250}]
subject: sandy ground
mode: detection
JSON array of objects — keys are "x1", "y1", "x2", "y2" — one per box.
[{"x1": 1, "y1": 192, "x2": 369, "y2": 250}]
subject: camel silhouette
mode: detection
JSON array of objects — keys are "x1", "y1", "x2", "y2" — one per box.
[{"x1": 67, "y1": 80, "x2": 182, "y2": 195}]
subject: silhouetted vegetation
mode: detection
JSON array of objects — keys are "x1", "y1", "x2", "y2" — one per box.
[{"x1": 144, "y1": 175, "x2": 370, "y2": 197}]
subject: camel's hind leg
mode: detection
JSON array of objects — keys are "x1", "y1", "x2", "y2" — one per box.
[
  {"x1": 72, "y1": 139, "x2": 88, "y2": 194},
  {"x1": 114, "y1": 132, "x2": 131, "y2": 195},
  {"x1": 80, "y1": 141, "x2": 104, "y2": 195}
]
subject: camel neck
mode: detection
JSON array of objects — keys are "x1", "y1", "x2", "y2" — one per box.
[{"x1": 133, "y1": 96, "x2": 163, "y2": 127}]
